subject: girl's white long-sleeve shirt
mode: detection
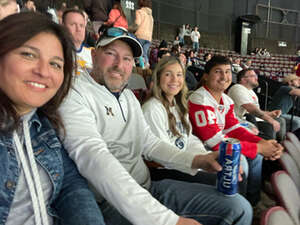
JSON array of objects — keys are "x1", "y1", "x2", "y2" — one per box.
[{"x1": 142, "y1": 97, "x2": 208, "y2": 155}]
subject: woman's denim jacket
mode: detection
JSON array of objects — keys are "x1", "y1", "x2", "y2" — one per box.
[{"x1": 0, "y1": 111, "x2": 105, "y2": 225}]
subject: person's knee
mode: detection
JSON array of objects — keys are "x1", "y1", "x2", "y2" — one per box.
[{"x1": 227, "y1": 194, "x2": 253, "y2": 224}]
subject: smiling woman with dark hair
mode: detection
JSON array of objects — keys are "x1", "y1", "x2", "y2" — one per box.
[{"x1": 0, "y1": 12, "x2": 105, "y2": 225}]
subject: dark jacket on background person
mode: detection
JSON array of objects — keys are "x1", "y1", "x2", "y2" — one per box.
[{"x1": 82, "y1": 0, "x2": 113, "y2": 21}]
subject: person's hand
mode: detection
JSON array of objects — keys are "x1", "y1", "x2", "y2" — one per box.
[
  {"x1": 269, "y1": 110, "x2": 281, "y2": 118},
  {"x1": 238, "y1": 156, "x2": 244, "y2": 182},
  {"x1": 191, "y1": 151, "x2": 222, "y2": 173},
  {"x1": 263, "y1": 140, "x2": 283, "y2": 160},
  {"x1": 266, "y1": 110, "x2": 281, "y2": 118},
  {"x1": 271, "y1": 119, "x2": 280, "y2": 132},
  {"x1": 257, "y1": 139, "x2": 283, "y2": 160},
  {"x1": 176, "y1": 217, "x2": 202, "y2": 225}
]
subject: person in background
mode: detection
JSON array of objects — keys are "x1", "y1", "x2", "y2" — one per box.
[
  {"x1": 261, "y1": 48, "x2": 270, "y2": 57},
  {"x1": 232, "y1": 58, "x2": 243, "y2": 73},
  {"x1": 228, "y1": 69, "x2": 282, "y2": 140},
  {"x1": 56, "y1": 1, "x2": 67, "y2": 24},
  {"x1": 59, "y1": 27, "x2": 253, "y2": 225},
  {"x1": 149, "y1": 40, "x2": 169, "y2": 69},
  {"x1": 269, "y1": 74, "x2": 300, "y2": 132},
  {"x1": 82, "y1": 0, "x2": 112, "y2": 34},
  {"x1": 104, "y1": 0, "x2": 128, "y2": 30},
  {"x1": 178, "y1": 53, "x2": 198, "y2": 90},
  {"x1": 256, "y1": 48, "x2": 263, "y2": 56},
  {"x1": 178, "y1": 24, "x2": 186, "y2": 46},
  {"x1": 293, "y1": 49, "x2": 300, "y2": 77},
  {"x1": 46, "y1": 3, "x2": 59, "y2": 24},
  {"x1": 186, "y1": 50, "x2": 196, "y2": 67},
  {"x1": 157, "y1": 49, "x2": 171, "y2": 60},
  {"x1": 251, "y1": 48, "x2": 259, "y2": 55},
  {"x1": 82, "y1": 10, "x2": 97, "y2": 47},
  {"x1": 0, "y1": 12, "x2": 105, "y2": 225},
  {"x1": 190, "y1": 26, "x2": 200, "y2": 53},
  {"x1": 21, "y1": 0, "x2": 35, "y2": 12},
  {"x1": 294, "y1": 62, "x2": 300, "y2": 77},
  {"x1": 135, "y1": 0, "x2": 154, "y2": 68},
  {"x1": 173, "y1": 35, "x2": 180, "y2": 46},
  {"x1": 62, "y1": 8, "x2": 93, "y2": 74},
  {"x1": 184, "y1": 24, "x2": 192, "y2": 36},
  {"x1": 242, "y1": 59, "x2": 252, "y2": 69},
  {"x1": 203, "y1": 53, "x2": 212, "y2": 63},
  {"x1": 170, "y1": 44, "x2": 181, "y2": 56},
  {"x1": 0, "y1": 0, "x2": 18, "y2": 20},
  {"x1": 158, "y1": 39, "x2": 168, "y2": 50}
]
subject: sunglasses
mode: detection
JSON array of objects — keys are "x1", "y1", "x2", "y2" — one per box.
[{"x1": 96, "y1": 27, "x2": 137, "y2": 47}]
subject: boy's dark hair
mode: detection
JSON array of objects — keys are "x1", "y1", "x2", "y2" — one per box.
[{"x1": 204, "y1": 55, "x2": 231, "y2": 74}]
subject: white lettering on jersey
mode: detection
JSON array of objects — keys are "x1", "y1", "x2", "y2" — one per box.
[{"x1": 195, "y1": 110, "x2": 216, "y2": 127}]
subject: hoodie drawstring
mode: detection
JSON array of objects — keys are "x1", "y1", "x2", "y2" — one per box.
[{"x1": 13, "y1": 120, "x2": 49, "y2": 225}]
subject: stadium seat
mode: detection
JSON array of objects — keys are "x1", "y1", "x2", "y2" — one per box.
[
  {"x1": 286, "y1": 132, "x2": 300, "y2": 148},
  {"x1": 271, "y1": 170, "x2": 300, "y2": 225},
  {"x1": 278, "y1": 152, "x2": 300, "y2": 191},
  {"x1": 283, "y1": 139, "x2": 300, "y2": 171},
  {"x1": 260, "y1": 206, "x2": 296, "y2": 225}
]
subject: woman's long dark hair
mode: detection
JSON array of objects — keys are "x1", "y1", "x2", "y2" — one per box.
[{"x1": 0, "y1": 12, "x2": 75, "y2": 134}]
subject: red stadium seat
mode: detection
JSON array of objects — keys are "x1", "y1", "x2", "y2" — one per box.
[
  {"x1": 271, "y1": 170, "x2": 300, "y2": 225},
  {"x1": 260, "y1": 206, "x2": 296, "y2": 225}
]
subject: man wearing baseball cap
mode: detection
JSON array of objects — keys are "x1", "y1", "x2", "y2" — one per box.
[
  {"x1": 59, "y1": 27, "x2": 252, "y2": 225},
  {"x1": 269, "y1": 74, "x2": 300, "y2": 131}
]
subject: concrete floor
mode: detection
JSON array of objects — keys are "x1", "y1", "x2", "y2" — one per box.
[{"x1": 251, "y1": 189, "x2": 277, "y2": 225}]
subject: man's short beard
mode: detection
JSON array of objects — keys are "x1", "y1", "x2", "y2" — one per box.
[
  {"x1": 91, "y1": 65, "x2": 129, "y2": 92},
  {"x1": 91, "y1": 64, "x2": 105, "y2": 85},
  {"x1": 250, "y1": 82, "x2": 259, "y2": 89}
]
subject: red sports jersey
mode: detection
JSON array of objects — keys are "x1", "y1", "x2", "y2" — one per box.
[{"x1": 188, "y1": 86, "x2": 261, "y2": 159}]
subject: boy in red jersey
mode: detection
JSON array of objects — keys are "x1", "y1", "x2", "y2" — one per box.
[{"x1": 189, "y1": 55, "x2": 283, "y2": 205}]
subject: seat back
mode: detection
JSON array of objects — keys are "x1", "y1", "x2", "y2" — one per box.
[
  {"x1": 283, "y1": 139, "x2": 300, "y2": 171},
  {"x1": 279, "y1": 152, "x2": 300, "y2": 191},
  {"x1": 260, "y1": 206, "x2": 296, "y2": 225},
  {"x1": 286, "y1": 132, "x2": 300, "y2": 151},
  {"x1": 271, "y1": 171, "x2": 300, "y2": 225}
]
